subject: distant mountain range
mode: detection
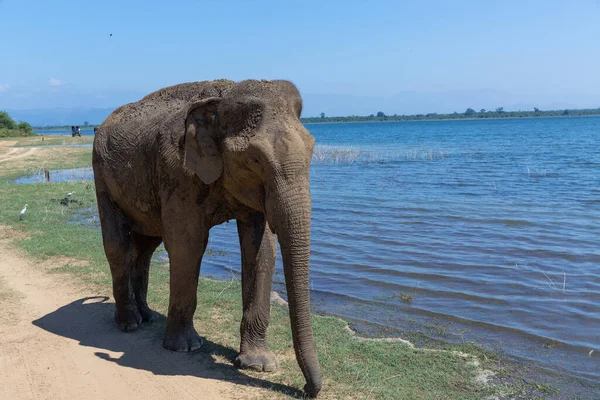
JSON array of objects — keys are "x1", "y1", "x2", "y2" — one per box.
[{"x1": 3, "y1": 89, "x2": 600, "y2": 126}]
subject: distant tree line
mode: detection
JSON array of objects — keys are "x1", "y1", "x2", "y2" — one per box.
[
  {"x1": 32, "y1": 123, "x2": 99, "y2": 130},
  {"x1": 303, "y1": 107, "x2": 600, "y2": 124},
  {"x1": 0, "y1": 111, "x2": 35, "y2": 138}
]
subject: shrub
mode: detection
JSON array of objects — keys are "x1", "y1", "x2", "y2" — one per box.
[
  {"x1": 0, "y1": 111, "x2": 36, "y2": 137},
  {"x1": 0, "y1": 128, "x2": 36, "y2": 138}
]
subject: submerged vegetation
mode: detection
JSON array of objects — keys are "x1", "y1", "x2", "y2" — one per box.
[
  {"x1": 302, "y1": 106, "x2": 600, "y2": 123},
  {"x1": 398, "y1": 292, "x2": 414, "y2": 303},
  {"x1": 0, "y1": 111, "x2": 35, "y2": 138},
  {"x1": 312, "y1": 145, "x2": 447, "y2": 165}
]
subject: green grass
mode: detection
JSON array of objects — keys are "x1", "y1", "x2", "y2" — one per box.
[
  {"x1": 0, "y1": 128, "x2": 36, "y2": 138},
  {"x1": 21, "y1": 136, "x2": 94, "y2": 147},
  {"x1": 32, "y1": 125, "x2": 99, "y2": 130},
  {"x1": 0, "y1": 143, "x2": 525, "y2": 399},
  {"x1": 0, "y1": 135, "x2": 94, "y2": 147},
  {"x1": 0, "y1": 148, "x2": 92, "y2": 182}
]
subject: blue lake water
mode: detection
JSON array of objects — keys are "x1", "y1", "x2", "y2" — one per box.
[
  {"x1": 14, "y1": 167, "x2": 94, "y2": 184},
  {"x1": 35, "y1": 128, "x2": 96, "y2": 136},
  {"x1": 32, "y1": 117, "x2": 600, "y2": 383}
]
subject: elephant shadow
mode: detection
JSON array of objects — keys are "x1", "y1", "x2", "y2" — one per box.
[{"x1": 32, "y1": 296, "x2": 303, "y2": 398}]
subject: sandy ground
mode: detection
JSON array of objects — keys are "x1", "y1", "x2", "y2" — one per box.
[
  {"x1": 0, "y1": 227, "x2": 268, "y2": 400},
  {"x1": 0, "y1": 147, "x2": 39, "y2": 163},
  {"x1": 0, "y1": 143, "x2": 90, "y2": 178}
]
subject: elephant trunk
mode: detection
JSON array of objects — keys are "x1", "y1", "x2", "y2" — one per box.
[{"x1": 268, "y1": 180, "x2": 322, "y2": 398}]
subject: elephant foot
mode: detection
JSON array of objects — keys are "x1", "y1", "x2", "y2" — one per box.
[
  {"x1": 163, "y1": 326, "x2": 203, "y2": 352},
  {"x1": 137, "y1": 303, "x2": 156, "y2": 323},
  {"x1": 235, "y1": 349, "x2": 278, "y2": 372},
  {"x1": 114, "y1": 303, "x2": 142, "y2": 332}
]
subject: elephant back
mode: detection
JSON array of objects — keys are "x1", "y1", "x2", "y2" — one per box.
[{"x1": 100, "y1": 80, "x2": 236, "y2": 138}]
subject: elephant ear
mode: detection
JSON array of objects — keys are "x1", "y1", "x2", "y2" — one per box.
[{"x1": 183, "y1": 98, "x2": 223, "y2": 185}]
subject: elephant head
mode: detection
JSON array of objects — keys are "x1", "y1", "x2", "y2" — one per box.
[{"x1": 182, "y1": 80, "x2": 321, "y2": 397}]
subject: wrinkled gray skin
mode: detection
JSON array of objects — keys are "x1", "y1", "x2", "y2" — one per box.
[{"x1": 92, "y1": 79, "x2": 321, "y2": 397}]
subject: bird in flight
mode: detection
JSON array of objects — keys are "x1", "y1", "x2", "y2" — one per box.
[{"x1": 110, "y1": 33, "x2": 113, "y2": 37}]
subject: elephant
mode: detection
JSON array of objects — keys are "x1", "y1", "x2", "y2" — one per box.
[{"x1": 92, "y1": 79, "x2": 322, "y2": 397}]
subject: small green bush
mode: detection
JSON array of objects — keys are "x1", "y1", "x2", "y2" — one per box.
[{"x1": 0, "y1": 111, "x2": 35, "y2": 137}]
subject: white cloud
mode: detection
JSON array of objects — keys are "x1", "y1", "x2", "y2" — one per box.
[
  {"x1": 48, "y1": 78, "x2": 66, "y2": 87},
  {"x1": 0, "y1": 84, "x2": 9, "y2": 92}
]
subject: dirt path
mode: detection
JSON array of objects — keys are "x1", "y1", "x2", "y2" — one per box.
[
  {"x1": 0, "y1": 229, "x2": 267, "y2": 400},
  {"x1": 0, "y1": 147, "x2": 38, "y2": 163}
]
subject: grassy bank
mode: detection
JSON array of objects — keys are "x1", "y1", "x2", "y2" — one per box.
[
  {"x1": 3, "y1": 134, "x2": 95, "y2": 147},
  {"x1": 0, "y1": 145, "x2": 92, "y2": 179},
  {"x1": 32, "y1": 125, "x2": 99, "y2": 130},
  {"x1": 0, "y1": 138, "x2": 529, "y2": 399},
  {"x1": 0, "y1": 128, "x2": 37, "y2": 138}
]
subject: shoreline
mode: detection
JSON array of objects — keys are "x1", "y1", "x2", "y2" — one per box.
[
  {"x1": 53, "y1": 198, "x2": 600, "y2": 387},
  {"x1": 302, "y1": 113, "x2": 600, "y2": 125},
  {"x1": 1, "y1": 135, "x2": 597, "y2": 398}
]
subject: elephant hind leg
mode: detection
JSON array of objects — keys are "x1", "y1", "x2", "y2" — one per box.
[
  {"x1": 97, "y1": 191, "x2": 156, "y2": 332},
  {"x1": 130, "y1": 232, "x2": 162, "y2": 323},
  {"x1": 160, "y1": 203, "x2": 208, "y2": 353},
  {"x1": 97, "y1": 190, "x2": 139, "y2": 331}
]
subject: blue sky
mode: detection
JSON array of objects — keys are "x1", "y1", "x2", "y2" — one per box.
[{"x1": 2, "y1": 0, "x2": 600, "y2": 114}]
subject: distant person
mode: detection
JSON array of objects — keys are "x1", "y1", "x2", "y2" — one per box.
[{"x1": 94, "y1": 127, "x2": 98, "y2": 134}]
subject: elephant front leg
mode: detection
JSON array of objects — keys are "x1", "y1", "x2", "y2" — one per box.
[
  {"x1": 162, "y1": 225, "x2": 207, "y2": 353},
  {"x1": 235, "y1": 212, "x2": 278, "y2": 372}
]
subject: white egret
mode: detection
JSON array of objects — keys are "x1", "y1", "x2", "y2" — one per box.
[
  {"x1": 19, "y1": 204, "x2": 28, "y2": 220},
  {"x1": 66, "y1": 191, "x2": 75, "y2": 198}
]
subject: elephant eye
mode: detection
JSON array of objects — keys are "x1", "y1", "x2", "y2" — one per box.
[{"x1": 251, "y1": 157, "x2": 260, "y2": 164}]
